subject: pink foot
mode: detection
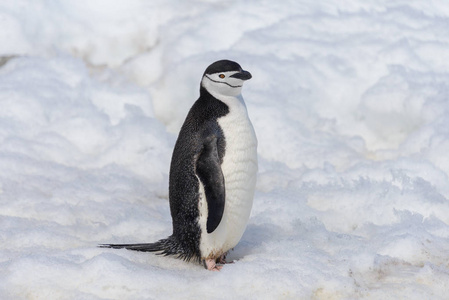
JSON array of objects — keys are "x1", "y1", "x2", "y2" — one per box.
[{"x1": 204, "y1": 258, "x2": 223, "y2": 271}]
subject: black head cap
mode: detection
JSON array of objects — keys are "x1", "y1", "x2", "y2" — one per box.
[{"x1": 203, "y1": 60, "x2": 243, "y2": 76}]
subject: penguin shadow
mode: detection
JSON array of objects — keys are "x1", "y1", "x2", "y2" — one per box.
[{"x1": 227, "y1": 222, "x2": 284, "y2": 262}]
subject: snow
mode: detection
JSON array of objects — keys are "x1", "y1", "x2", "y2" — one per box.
[{"x1": 1, "y1": 0, "x2": 449, "y2": 299}]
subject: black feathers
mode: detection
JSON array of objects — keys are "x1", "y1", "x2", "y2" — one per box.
[
  {"x1": 203, "y1": 59, "x2": 242, "y2": 76},
  {"x1": 167, "y1": 87, "x2": 229, "y2": 259},
  {"x1": 99, "y1": 236, "x2": 201, "y2": 262}
]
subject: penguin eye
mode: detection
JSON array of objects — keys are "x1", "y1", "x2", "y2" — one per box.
[{"x1": 219, "y1": 74, "x2": 225, "y2": 79}]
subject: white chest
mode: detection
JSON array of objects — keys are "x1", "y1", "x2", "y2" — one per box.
[{"x1": 198, "y1": 95, "x2": 258, "y2": 259}]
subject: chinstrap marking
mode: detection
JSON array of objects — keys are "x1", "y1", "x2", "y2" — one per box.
[{"x1": 205, "y1": 75, "x2": 243, "y2": 88}]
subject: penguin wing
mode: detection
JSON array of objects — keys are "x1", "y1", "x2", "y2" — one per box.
[{"x1": 196, "y1": 134, "x2": 225, "y2": 233}]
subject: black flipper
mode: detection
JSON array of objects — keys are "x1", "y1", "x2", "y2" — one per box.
[{"x1": 196, "y1": 134, "x2": 226, "y2": 233}]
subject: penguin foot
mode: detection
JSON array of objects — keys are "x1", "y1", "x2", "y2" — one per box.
[
  {"x1": 217, "y1": 253, "x2": 227, "y2": 264},
  {"x1": 204, "y1": 258, "x2": 223, "y2": 271}
]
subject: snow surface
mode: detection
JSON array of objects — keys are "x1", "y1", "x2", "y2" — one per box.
[{"x1": 1, "y1": 0, "x2": 449, "y2": 299}]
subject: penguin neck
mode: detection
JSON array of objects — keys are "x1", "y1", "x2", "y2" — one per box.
[{"x1": 200, "y1": 86, "x2": 247, "y2": 113}]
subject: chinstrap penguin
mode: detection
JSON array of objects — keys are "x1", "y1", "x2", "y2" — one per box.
[{"x1": 100, "y1": 60, "x2": 258, "y2": 271}]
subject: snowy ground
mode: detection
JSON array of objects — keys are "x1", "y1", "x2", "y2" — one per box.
[{"x1": 1, "y1": 0, "x2": 449, "y2": 299}]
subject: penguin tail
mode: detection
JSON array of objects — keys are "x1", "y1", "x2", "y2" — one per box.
[
  {"x1": 99, "y1": 236, "x2": 200, "y2": 262},
  {"x1": 98, "y1": 242, "x2": 163, "y2": 252}
]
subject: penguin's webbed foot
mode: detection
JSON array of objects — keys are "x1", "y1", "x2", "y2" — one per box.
[{"x1": 203, "y1": 258, "x2": 223, "y2": 271}]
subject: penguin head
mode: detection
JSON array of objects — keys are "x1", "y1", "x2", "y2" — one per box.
[{"x1": 201, "y1": 60, "x2": 252, "y2": 97}]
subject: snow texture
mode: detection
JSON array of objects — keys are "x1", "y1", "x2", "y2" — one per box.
[{"x1": 1, "y1": 0, "x2": 449, "y2": 299}]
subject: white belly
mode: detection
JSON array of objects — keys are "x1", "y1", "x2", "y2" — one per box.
[{"x1": 198, "y1": 96, "x2": 258, "y2": 259}]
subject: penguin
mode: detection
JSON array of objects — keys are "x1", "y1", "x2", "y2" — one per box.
[{"x1": 100, "y1": 60, "x2": 258, "y2": 271}]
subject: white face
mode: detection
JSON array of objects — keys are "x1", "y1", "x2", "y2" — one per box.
[{"x1": 201, "y1": 71, "x2": 246, "y2": 97}]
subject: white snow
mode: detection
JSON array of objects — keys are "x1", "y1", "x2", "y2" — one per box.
[{"x1": 1, "y1": 0, "x2": 449, "y2": 299}]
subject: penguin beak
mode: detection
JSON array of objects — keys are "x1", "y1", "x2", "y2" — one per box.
[{"x1": 230, "y1": 70, "x2": 252, "y2": 81}]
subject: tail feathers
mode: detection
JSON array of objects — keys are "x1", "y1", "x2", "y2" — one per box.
[
  {"x1": 99, "y1": 237, "x2": 200, "y2": 262},
  {"x1": 99, "y1": 243, "x2": 162, "y2": 252}
]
